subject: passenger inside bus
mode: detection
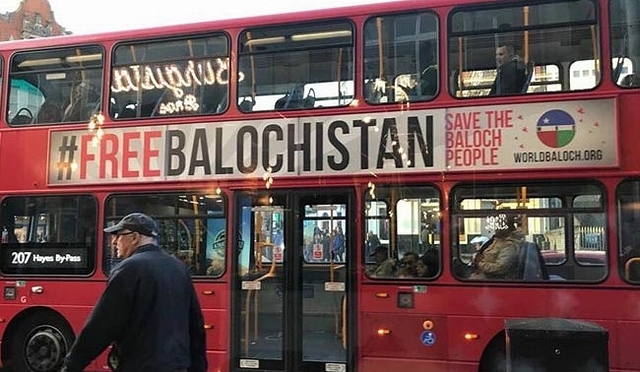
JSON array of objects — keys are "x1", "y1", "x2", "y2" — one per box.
[
  {"x1": 414, "y1": 255, "x2": 431, "y2": 277},
  {"x1": 366, "y1": 245, "x2": 395, "y2": 277},
  {"x1": 206, "y1": 256, "x2": 225, "y2": 276},
  {"x1": 488, "y1": 44, "x2": 527, "y2": 96},
  {"x1": 396, "y1": 251, "x2": 418, "y2": 277},
  {"x1": 421, "y1": 247, "x2": 439, "y2": 277},
  {"x1": 177, "y1": 251, "x2": 195, "y2": 275},
  {"x1": 62, "y1": 80, "x2": 99, "y2": 122},
  {"x1": 419, "y1": 65, "x2": 438, "y2": 96},
  {"x1": 34, "y1": 101, "x2": 63, "y2": 124},
  {"x1": 468, "y1": 215, "x2": 522, "y2": 280},
  {"x1": 621, "y1": 74, "x2": 640, "y2": 87}
]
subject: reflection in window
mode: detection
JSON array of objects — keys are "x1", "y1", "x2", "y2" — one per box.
[
  {"x1": 110, "y1": 34, "x2": 229, "y2": 119},
  {"x1": 0, "y1": 195, "x2": 97, "y2": 275},
  {"x1": 8, "y1": 45, "x2": 103, "y2": 125},
  {"x1": 611, "y1": 0, "x2": 640, "y2": 87},
  {"x1": 364, "y1": 185, "x2": 441, "y2": 279},
  {"x1": 238, "y1": 21, "x2": 354, "y2": 112},
  {"x1": 104, "y1": 193, "x2": 226, "y2": 277},
  {"x1": 617, "y1": 180, "x2": 640, "y2": 283},
  {"x1": 363, "y1": 11, "x2": 438, "y2": 104},
  {"x1": 449, "y1": 0, "x2": 599, "y2": 97},
  {"x1": 302, "y1": 204, "x2": 347, "y2": 264},
  {"x1": 451, "y1": 182, "x2": 606, "y2": 282}
]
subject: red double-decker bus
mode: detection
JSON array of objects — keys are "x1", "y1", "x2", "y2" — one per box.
[{"x1": 1, "y1": 0, "x2": 639, "y2": 371}]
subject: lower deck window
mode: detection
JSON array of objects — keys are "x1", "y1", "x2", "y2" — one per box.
[
  {"x1": 104, "y1": 192, "x2": 226, "y2": 277},
  {"x1": 0, "y1": 195, "x2": 97, "y2": 275},
  {"x1": 451, "y1": 182, "x2": 607, "y2": 282}
]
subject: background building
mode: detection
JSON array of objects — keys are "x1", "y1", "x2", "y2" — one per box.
[{"x1": 0, "y1": 0, "x2": 67, "y2": 41}]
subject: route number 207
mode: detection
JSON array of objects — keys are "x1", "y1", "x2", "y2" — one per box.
[{"x1": 11, "y1": 252, "x2": 31, "y2": 265}]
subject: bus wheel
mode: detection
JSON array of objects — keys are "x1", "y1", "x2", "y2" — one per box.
[
  {"x1": 478, "y1": 333, "x2": 507, "y2": 372},
  {"x1": 7, "y1": 313, "x2": 74, "y2": 372}
]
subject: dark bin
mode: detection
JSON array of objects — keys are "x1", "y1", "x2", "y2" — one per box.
[{"x1": 505, "y1": 317, "x2": 608, "y2": 372}]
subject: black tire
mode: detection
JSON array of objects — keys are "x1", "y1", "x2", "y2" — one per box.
[
  {"x1": 6, "y1": 312, "x2": 74, "y2": 372},
  {"x1": 478, "y1": 334, "x2": 507, "y2": 372}
]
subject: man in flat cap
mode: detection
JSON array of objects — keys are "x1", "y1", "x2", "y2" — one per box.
[{"x1": 62, "y1": 213, "x2": 207, "y2": 372}]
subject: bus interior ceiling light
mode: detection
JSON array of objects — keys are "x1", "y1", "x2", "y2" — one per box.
[
  {"x1": 18, "y1": 54, "x2": 101, "y2": 68},
  {"x1": 246, "y1": 30, "x2": 351, "y2": 46}
]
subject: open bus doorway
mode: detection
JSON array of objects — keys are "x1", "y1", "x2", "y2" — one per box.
[{"x1": 232, "y1": 189, "x2": 354, "y2": 372}]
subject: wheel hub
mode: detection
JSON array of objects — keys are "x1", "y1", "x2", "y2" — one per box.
[{"x1": 25, "y1": 327, "x2": 66, "y2": 372}]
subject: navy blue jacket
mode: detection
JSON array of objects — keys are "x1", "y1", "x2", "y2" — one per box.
[
  {"x1": 63, "y1": 244, "x2": 207, "y2": 372},
  {"x1": 489, "y1": 59, "x2": 527, "y2": 95}
]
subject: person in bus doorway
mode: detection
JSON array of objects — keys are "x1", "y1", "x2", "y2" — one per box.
[
  {"x1": 61, "y1": 213, "x2": 207, "y2": 372},
  {"x1": 332, "y1": 226, "x2": 346, "y2": 262},
  {"x1": 469, "y1": 215, "x2": 522, "y2": 280},
  {"x1": 489, "y1": 44, "x2": 527, "y2": 96}
]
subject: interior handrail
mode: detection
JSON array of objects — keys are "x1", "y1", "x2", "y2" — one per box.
[{"x1": 624, "y1": 257, "x2": 640, "y2": 280}]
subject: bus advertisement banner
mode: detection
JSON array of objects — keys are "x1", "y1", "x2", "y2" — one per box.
[{"x1": 47, "y1": 98, "x2": 616, "y2": 185}]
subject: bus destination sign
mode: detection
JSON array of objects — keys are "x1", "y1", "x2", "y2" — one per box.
[{"x1": 1, "y1": 247, "x2": 88, "y2": 270}]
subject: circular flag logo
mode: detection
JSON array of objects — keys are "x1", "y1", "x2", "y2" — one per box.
[{"x1": 536, "y1": 109, "x2": 576, "y2": 148}]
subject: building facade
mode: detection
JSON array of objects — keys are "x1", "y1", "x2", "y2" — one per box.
[{"x1": 0, "y1": 0, "x2": 67, "y2": 41}]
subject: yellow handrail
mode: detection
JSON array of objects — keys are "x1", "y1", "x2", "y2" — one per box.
[{"x1": 624, "y1": 257, "x2": 640, "y2": 280}]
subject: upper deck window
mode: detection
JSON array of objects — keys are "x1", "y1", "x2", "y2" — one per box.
[
  {"x1": 7, "y1": 45, "x2": 103, "y2": 126},
  {"x1": 611, "y1": 0, "x2": 640, "y2": 87},
  {"x1": 238, "y1": 20, "x2": 354, "y2": 112},
  {"x1": 449, "y1": 0, "x2": 599, "y2": 98},
  {"x1": 110, "y1": 34, "x2": 229, "y2": 119},
  {"x1": 363, "y1": 11, "x2": 439, "y2": 104}
]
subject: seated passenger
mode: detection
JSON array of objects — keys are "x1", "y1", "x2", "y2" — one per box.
[
  {"x1": 621, "y1": 74, "x2": 640, "y2": 87},
  {"x1": 396, "y1": 251, "x2": 418, "y2": 277},
  {"x1": 421, "y1": 247, "x2": 440, "y2": 277},
  {"x1": 35, "y1": 101, "x2": 63, "y2": 124},
  {"x1": 469, "y1": 215, "x2": 522, "y2": 280},
  {"x1": 366, "y1": 245, "x2": 395, "y2": 277},
  {"x1": 177, "y1": 251, "x2": 195, "y2": 275},
  {"x1": 489, "y1": 44, "x2": 527, "y2": 96},
  {"x1": 63, "y1": 81, "x2": 98, "y2": 122},
  {"x1": 414, "y1": 255, "x2": 430, "y2": 277},
  {"x1": 206, "y1": 257, "x2": 225, "y2": 276},
  {"x1": 418, "y1": 65, "x2": 438, "y2": 96}
]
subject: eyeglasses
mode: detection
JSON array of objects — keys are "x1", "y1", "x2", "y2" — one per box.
[{"x1": 113, "y1": 231, "x2": 136, "y2": 239}]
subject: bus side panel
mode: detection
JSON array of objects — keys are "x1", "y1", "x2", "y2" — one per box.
[
  {"x1": 358, "y1": 357, "x2": 474, "y2": 372},
  {"x1": 359, "y1": 312, "x2": 448, "y2": 359},
  {"x1": 614, "y1": 320, "x2": 640, "y2": 370},
  {"x1": 194, "y1": 282, "x2": 229, "y2": 352}
]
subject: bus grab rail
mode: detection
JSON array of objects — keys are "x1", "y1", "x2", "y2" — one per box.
[{"x1": 624, "y1": 257, "x2": 640, "y2": 281}]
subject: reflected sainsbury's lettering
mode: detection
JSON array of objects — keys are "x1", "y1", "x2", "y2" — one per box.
[{"x1": 111, "y1": 58, "x2": 245, "y2": 99}]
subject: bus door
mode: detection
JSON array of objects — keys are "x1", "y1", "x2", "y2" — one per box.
[{"x1": 233, "y1": 189, "x2": 353, "y2": 372}]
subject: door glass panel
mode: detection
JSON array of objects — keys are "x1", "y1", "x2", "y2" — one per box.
[
  {"x1": 301, "y1": 203, "x2": 348, "y2": 364},
  {"x1": 237, "y1": 203, "x2": 285, "y2": 365},
  {"x1": 235, "y1": 193, "x2": 350, "y2": 371}
]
